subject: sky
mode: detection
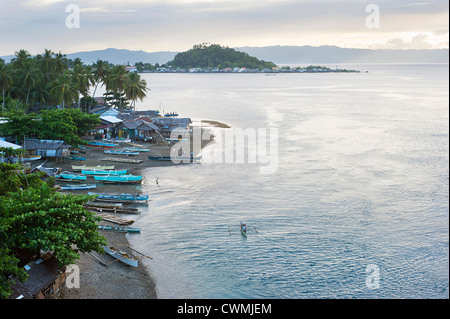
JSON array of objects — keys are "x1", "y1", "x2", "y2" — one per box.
[{"x1": 0, "y1": 0, "x2": 448, "y2": 56}]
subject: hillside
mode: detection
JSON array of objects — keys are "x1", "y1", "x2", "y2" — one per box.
[{"x1": 167, "y1": 43, "x2": 277, "y2": 69}]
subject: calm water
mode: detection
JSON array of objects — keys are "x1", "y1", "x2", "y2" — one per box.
[{"x1": 126, "y1": 64, "x2": 448, "y2": 298}]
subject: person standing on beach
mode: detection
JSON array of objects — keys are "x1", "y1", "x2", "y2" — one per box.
[{"x1": 156, "y1": 177, "x2": 159, "y2": 187}]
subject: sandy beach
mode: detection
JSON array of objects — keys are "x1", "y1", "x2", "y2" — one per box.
[{"x1": 43, "y1": 125, "x2": 215, "y2": 299}]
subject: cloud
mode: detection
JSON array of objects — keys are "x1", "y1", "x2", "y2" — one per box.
[{"x1": 0, "y1": 0, "x2": 448, "y2": 55}]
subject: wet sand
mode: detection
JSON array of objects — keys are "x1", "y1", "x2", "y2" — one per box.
[{"x1": 48, "y1": 125, "x2": 214, "y2": 299}]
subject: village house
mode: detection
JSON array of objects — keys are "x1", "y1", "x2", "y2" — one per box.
[
  {"x1": 151, "y1": 117, "x2": 191, "y2": 138},
  {"x1": 9, "y1": 252, "x2": 66, "y2": 299},
  {"x1": 24, "y1": 139, "x2": 71, "y2": 159}
]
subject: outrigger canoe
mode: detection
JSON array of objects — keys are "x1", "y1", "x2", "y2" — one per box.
[
  {"x1": 103, "y1": 246, "x2": 138, "y2": 267},
  {"x1": 60, "y1": 184, "x2": 96, "y2": 190},
  {"x1": 81, "y1": 169, "x2": 128, "y2": 175},
  {"x1": 148, "y1": 155, "x2": 202, "y2": 162},
  {"x1": 93, "y1": 174, "x2": 142, "y2": 182},
  {"x1": 104, "y1": 150, "x2": 139, "y2": 156},
  {"x1": 98, "y1": 225, "x2": 140, "y2": 233},
  {"x1": 89, "y1": 192, "x2": 149, "y2": 202},
  {"x1": 55, "y1": 173, "x2": 87, "y2": 181},
  {"x1": 72, "y1": 165, "x2": 115, "y2": 171}
]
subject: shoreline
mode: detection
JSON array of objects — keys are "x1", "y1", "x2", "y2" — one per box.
[{"x1": 52, "y1": 124, "x2": 215, "y2": 299}]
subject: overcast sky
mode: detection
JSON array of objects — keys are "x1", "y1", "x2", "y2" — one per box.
[{"x1": 0, "y1": 0, "x2": 448, "y2": 56}]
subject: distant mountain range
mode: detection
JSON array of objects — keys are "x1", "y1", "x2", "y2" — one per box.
[{"x1": 2, "y1": 46, "x2": 448, "y2": 65}]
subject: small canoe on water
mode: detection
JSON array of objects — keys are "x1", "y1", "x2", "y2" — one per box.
[
  {"x1": 104, "y1": 150, "x2": 139, "y2": 156},
  {"x1": 103, "y1": 246, "x2": 138, "y2": 267}
]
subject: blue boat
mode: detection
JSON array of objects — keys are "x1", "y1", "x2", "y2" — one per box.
[
  {"x1": 89, "y1": 192, "x2": 149, "y2": 202},
  {"x1": 93, "y1": 174, "x2": 142, "y2": 182},
  {"x1": 148, "y1": 155, "x2": 202, "y2": 162},
  {"x1": 81, "y1": 169, "x2": 128, "y2": 175},
  {"x1": 104, "y1": 150, "x2": 139, "y2": 156},
  {"x1": 56, "y1": 173, "x2": 87, "y2": 181},
  {"x1": 87, "y1": 142, "x2": 116, "y2": 148}
]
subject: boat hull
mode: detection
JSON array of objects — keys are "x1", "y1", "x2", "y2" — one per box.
[
  {"x1": 103, "y1": 246, "x2": 138, "y2": 267},
  {"x1": 82, "y1": 169, "x2": 128, "y2": 175}
]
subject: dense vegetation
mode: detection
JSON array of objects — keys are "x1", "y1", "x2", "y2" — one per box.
[
  {"x1": 167, "y1": 43, "x2": 277, "y2": 69},
  {"x1": 0, "y1": 49, "x2": 149, "y2": 113},
  {"x1": 0, "y1": 158, "x2": 107, "y2": 298}
]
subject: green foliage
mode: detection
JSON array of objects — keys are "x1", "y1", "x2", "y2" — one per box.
[
  {"x1": 168, "y1": 43, "x2": 277, "y2": 69},
  {"x1": 0, "y1": 163, "x2": 107, "y2": 298}
]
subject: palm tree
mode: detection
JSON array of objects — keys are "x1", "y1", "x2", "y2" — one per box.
[
  {"x1": 49, "y1": 71, "x2": 78, "y2": 109},
  {"x1": 12, "y1": 49, "x2": 31, "y2": 68},
  {"x1": 105, "y1": 65, "x2": 128, "y2": 111},
  {"x1": 124, "y1": 72, "x2": 149, "y2": 110},
  {"x1": 54, "y1": 51, "x2": 68, "y2": 74},
  {"x1": 39, "y1": 49, "x2": 55, "y2": 82},
  {"x1": 0, "y1": 62, "x2": 14, "y2": 112},
  {"x1": 18, "y1": 60, "x2": 42, "y2": 105}
]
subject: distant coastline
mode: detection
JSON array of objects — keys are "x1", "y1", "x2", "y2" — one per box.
[{"x1": 137, "y1": 65, "x2": 361, "y2": 74}]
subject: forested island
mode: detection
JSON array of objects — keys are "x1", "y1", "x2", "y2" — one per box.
[{"x1": 134, "y1": 43, "x2": 360, "y2": 73}]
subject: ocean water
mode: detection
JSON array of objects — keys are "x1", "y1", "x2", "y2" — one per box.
[{"x1": 125, "y1": 64, "x2": 448, "y2": 299}]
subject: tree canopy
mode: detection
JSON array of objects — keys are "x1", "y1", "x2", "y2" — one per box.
[{"x1": 0, "y1": 162, "x2": 106, "y2": 298}]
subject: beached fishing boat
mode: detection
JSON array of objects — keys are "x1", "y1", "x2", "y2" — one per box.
[
  {"x1": 89, "y1": 192, "x2": 149, "y2": 202},
  {"x1": 93, "y1": 174, "x2": 142, "y2": 182},
  {"x1": 72, "y1": 165, "x2": 115, "y2": 171},
  {"x1": 104, "y1": 150, "x2": 139, "y2": 156},
  {"x1": 55, "y1": 173, "x2": 87, "y2": 181},
  {"x1": 99, "y1": 157, "x2": 143, "y2": 164},
  {"x1": 66, "y1": 155, "x2": 86, "y2": 161},
  {"x1": 60, "y1": 184, "x2": 97, "y2": 190},
  {"x1": 103, "y1": 246, "x2": 138, "y2": 267},
  {"x1": 148, "y1": 155, "x2": 202, "y2": 162},
  {"x1": 22, "y1": 155, "x2": 42, "y2": 161},
  {"x1": 98, "y1": 225, "x2": 141, "y2": 233},
  {"x1": 81, "y1": 169, "x2": 128, "y2": 175},
  {"x1": 87, "y1": 142, "x2": 116, "y2": 148},
  {"x1": 124, "y1": 148, "x2": 150, "y2": 152}
]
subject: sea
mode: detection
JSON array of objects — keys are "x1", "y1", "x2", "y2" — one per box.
[{"x1": 121, "y1": 64, "x2": 448, "y2": 299}]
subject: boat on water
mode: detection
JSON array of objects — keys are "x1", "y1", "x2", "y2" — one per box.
[
  {"x1": 228, "y1": 222, "x2": 258, "y2": 237},
  {"x1": 98, "y1": 225, "x2": 141, "y2": 233},
  {"x1": 87, "y1": 142, "x2": 116, "y2": 148},
  {"x1": 81, "y1": 169, "x2": 128, "y2": 175},
  {"x1": 164, "y1": 112, "x2": 179, "y2": 117},
  {"x1": 93, "y1": 174, "x2": 142, "y2": 182},
  {"x1": 22, "y1": 155, "x2": 42, "y2": 161},
  {"x1": 72, "y1": 165, "x2": 115, "y2": 171},
  {"x1": 104, "y1": 150, "x2": 139, "y2": 156},
  {"x1": 103, "y1": 246, "x2": 138, "y2": 267},
  {"x1": 89, "y1": 192, "x2": 149, "y2": 202},
  {"x1": 60, "y1": 184, "x2": 97, "y2": 190},
  {"x1": 55, "y1": 173, "x2": 87, "y2": 181},
  {"x1": 148, "y1": 155, "x2": 202, "y2": 162}
]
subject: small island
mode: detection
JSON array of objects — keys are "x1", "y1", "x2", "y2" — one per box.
[{"x1": 134, "y1": 43, "x2": 361, "y2": 74}]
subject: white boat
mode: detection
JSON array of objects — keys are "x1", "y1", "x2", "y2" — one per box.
[
  {"x1": 22, "y1": 155, "x2": 42, "y2": 161},
  {"x1": 103, "y1": 246, "x2": 138, "y2": 267}
]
